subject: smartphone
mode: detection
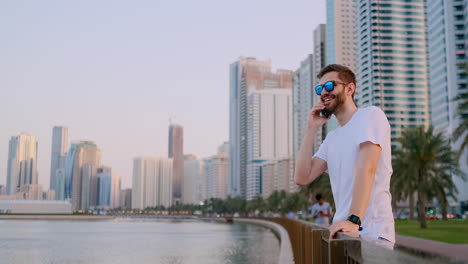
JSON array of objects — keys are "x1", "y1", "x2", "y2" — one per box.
[{"x1": 321, "y1": 109, "x2": 329, "y2": 118}]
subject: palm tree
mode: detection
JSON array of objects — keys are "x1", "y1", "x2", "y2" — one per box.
[
  {"x1": 298, "y1": 172, "x2": 334, "y2": 209},
  {"x1": 392, "y1": 125, "x2": 465, "y2": 228},
  {"x1": 247, "y1": 195, "x2": 266, "y2": 215},
  {"x1": 453, "y1": 63, "x2": 468, "y2": 159},
  {"x1": 392, "y1": 149, "x2": 417, "y2": 220}
]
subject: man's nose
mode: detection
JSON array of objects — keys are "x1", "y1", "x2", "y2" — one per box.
[{"x1": 321, "y1": 89, "x2": 331, "y2": 96}]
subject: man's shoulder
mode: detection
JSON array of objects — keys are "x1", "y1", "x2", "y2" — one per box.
[
  {"x1": 359, "y1": 105, "x2": 385, "y2": 116},
  {"x1": 358, "y1": 106, "x2": 390, "y2": 125}
]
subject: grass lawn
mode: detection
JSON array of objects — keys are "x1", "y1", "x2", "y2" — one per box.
[{"x1": 395, "y1": 219, "x2": 468, "y2": 244}]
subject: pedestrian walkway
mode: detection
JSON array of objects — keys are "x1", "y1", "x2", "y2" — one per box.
[{"x1": 396, "y1": 234, "x2": 468, "y2": 263}]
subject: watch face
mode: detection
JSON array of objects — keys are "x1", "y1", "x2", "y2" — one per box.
[{"x1": 347, "y1": 215, "x2": 361, "y2": 225}]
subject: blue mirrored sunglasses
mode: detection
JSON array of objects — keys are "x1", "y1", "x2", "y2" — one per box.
[{"x1": 315, "y1": 81, "x2": 348, "y2": 95}]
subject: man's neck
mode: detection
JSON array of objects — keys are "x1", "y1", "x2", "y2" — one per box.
[{"x1": 334, "y1": 102, "x2": 358, "y2": 127}]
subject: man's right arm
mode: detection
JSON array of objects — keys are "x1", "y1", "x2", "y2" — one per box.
[{"x1": 294, "y1": 103, "x2": 329, "y2": 186}]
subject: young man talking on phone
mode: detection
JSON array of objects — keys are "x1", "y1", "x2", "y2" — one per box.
[{"x1": 294, "y1": 64, "x2": 395, "y2": 249}]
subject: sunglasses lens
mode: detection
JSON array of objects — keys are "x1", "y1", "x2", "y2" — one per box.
[
  {"x1": 324, "y1": 81, "x2": 334, "y2": 92},
  {"x1": 315, "y1": 85, "x2": 323, "y2": 95}
]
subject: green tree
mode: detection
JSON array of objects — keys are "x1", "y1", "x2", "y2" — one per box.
[
  {"x1": 224, "y1": 196, "x2": 247, "y2": 216},
  {"x1": 281, "y1": 192, "x2": 307, "y2": 216},
  {"x1": 392, "y1": 126, "x2": 465, "y2": 228},
  {"x1": 298, "y1": 172, "x2": 334, "y2": 209},
  {"x1": 392, "y1": 149, "x2": 416, "y2": 220},
  {"x1": 266, "y1": 190, "x2": 288, "y2": 214},
  {"x1": 247, "y1": 195, "x2": 266, "y2": 215}
]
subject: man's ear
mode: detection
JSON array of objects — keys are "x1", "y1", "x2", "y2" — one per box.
[{"x1": 347, "y1": 83, "x2": 356, "y2": 96}]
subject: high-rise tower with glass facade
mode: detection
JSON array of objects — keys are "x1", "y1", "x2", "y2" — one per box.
[
  {"x1": 356, "y1": 0, "x2": 430, "y2": 144},
  {"x1": 50, "y1": 126, "x2": 68, "y2": 199},
  {"x1": 229, "y1": 57, "x2": 293, "y2": 198},
  {"x1": 168, "y1": 124, "x2": 183, "y2": 204},
  {"x1": 6, "y1": 133, "x2": 38, "y2": 195},
  {"x1": 66, "y1": 141, "x2": 101, "y2": 211},
  {"x1": 427, "y1": 0, "x2": 468, "y2": 204}
]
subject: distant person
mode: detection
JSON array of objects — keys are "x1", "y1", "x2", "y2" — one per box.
[
  {"x1": 310, "y1": 194, "x2": 332, "y2": 226},
  {"x1": 294, "y1": 64, "x2": 395, "y2": 250}
]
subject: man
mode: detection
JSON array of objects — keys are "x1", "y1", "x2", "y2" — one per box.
[
  {"x1": 294, "y1": 64, "x2": 395, "y2": 249},
  {"x1": 310, "y1": 194, "x2": 332, "y2": 226}
]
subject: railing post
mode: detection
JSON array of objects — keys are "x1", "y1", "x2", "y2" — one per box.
[
  {"x1": 303, "y1": 225, "x2": 312, "y2": 264},
  {"x1": 320, "y1": 231, "x2": 330, "y2": 264},
  {"x1": 328, "y1": 239, "x2": 345, "y2": 264},
  {"x1": 310, "y1": 228, "x2": 323, "y2": 264}
]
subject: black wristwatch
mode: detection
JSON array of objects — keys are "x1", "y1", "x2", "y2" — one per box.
[{"x1": 347, "y1": 214, "x2": 363, "y2": 231}]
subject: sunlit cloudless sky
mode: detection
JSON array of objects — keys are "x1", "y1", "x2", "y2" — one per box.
[{"x1": 0, "y1": 0, "x2": 326, "y2": 188}]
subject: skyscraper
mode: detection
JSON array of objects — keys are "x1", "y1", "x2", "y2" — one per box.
[
  {"x1": 183, "y1": 155, "x2": 204, "y2": 205},
  {"x1": 97, "y1": 167, "x2": 121, "y2": 209},
  {"x1": 314, "y1": 24, "x2": 327, "y2": 78},
  {"x1": 326, "y1": 0, "x2": 357, "y2": 132},
  {"x1": 326, "y1": 0, "x2": 357, "y2": 72},
  {"x1": 168, "y1": 124, "x2": 183, "y2": 204},
  {"x1": 66, "y1": 141, "x2": 101, "y2": 211},
  {"x1": 204, "y1": 142, "x2": 229, "y2": 200},
  {"x1": 356, "y1": 0, "x2": 430, "y2": 144},
  {"x1": 119, "y1": 188, "x2": 132, "y2": 210},
  {"x1": 293, "y1": 54, "x2": 324, "y2": 160},
  {"x1": 6, "y1": 133, "x2": 38, "y2": 195},
  {"x1": 49, "y1": 126, "x2": 68, "y2": 199},
  {"x1": 246, "y1": 88, "x2": 293, "y2": 200},
  {"x1": 132, "y1": 157, "x2": 173, "y2": 209},
  {"x1": 427, "y1": 0, "x2": 468, "y2": 204},
  {"x1": 229, "y1": 57, "x2": 293, "y2": 198},
  {"x1": 313, "y1": 24, "x2": 329, "y2": 145}
]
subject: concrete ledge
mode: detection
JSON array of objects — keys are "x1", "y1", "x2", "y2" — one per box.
[
  {"x1": 0, "y1": 215, "x2": 114, "y2": 220},
  {"x1": 234, "y1": 218, "x2": 294, "y2": 264}
]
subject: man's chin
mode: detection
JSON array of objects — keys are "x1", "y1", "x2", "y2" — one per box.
[{"x1": 325, "y1": 107, "x2": 335, "y2": 114}]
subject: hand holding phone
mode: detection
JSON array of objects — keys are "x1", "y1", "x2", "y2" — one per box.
[{"x1": 321, "y1": 109, "x2": 329, "y2": 118}]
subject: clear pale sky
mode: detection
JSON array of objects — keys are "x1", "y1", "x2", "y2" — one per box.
[{"x1": 0, "y1": 0, "x2": 326, "y2": 189}]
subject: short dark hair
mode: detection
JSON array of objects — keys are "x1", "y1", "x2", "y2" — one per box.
[
  {"x1": 315, "y1": 194, "x2": 323, "y2": 201},
  {"x1": 317, "y1": 64, "x2": 356, "y2": 85}
]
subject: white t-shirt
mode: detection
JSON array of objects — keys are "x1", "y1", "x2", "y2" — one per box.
[
  {"x1": 310, "y1": 202, "x2": 332, "y2": 225},
  {"x1": 314, "y1": 106, "x2": 395, "y2": 243}
]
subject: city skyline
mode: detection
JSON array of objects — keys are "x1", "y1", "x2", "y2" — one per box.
[{"x1": 0, "y1": 0, "x2": 326, "y2": 189}]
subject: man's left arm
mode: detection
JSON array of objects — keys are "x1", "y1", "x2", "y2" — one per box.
[{"x1": 328, "y1": 141, "x2": 381, "y2": 239}]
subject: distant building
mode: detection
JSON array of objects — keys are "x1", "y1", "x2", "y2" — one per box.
[
  {"x1": 66, "y1": 141, "x2": 101, "y2": 211},
  {"x1": 183, "y1": 155, "x2": 204, "y2": 204},
  {"x1": 119, "y1": 189, "x2": 132, "y2": 210},
  {"x1": 260, "y1": 158, "x2": 292, "y2": 199},
  {"x1": 19, "y1": 184, "x2": 43, "y2": 200},
  {"x1": 54, "y1": 168, "x2": 65, "y2": 200},
  {"x1": 326, "y1": 0, "x2": 357, "y2": 131},
  {"x1": 356, "y1": 0, "x2": 430, "y2": 145},
  {"x1": 43, "y1": 190, "x2": 56, "y2": 200},
  {"x1": 229, "y1": 57, "x2": 293, "y2": 198},
  {"x1": 204, "y1": 142, "x2": 229, "y2": 200},
  {"x1": 0, "y1": 200, "x2": 72, "y2": 214},
  {"x1": 132, "y1": 157, "x2": 173, "y2": 209},
  {"x1": 293, "y1": 54, "x2": 323, "y2": 163},
  {"x1": 427, "y1": 0, "x2": 468, "y2": 206},
  {"x1": 6, "y1": 133, "x2": 38, "y2": 195},
  {"x1": 97, "y1": 167, "x2": 121, "y2": 209},
  {"x1": 168, "y1": 124, "x2": 183, "y2": 204},
  {"x1": 0, "y1": 185, "x2": 5, "y2": 196},
  {"x1": 246, "y1": 88, "x2": 293, "y2": 200},
  {"x1": 49, "y1": 126, "x2": 68, "y2": 199}
]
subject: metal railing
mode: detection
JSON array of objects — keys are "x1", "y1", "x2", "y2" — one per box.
[{"x1": 262, "y1": 217, "x2": 362, "y2": 264}]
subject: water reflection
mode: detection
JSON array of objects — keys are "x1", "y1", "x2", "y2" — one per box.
[{"x1": 0, "y1": 219, "x2": 280, "y2": 264}]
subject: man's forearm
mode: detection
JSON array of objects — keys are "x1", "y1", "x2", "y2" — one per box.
[
  {"x1": 294, "y1": 127, "x2": 319, "y2": 185},
  {"x1": 348, "y1": 143, "x2": 380, "y2": 219},
  {"x1": 349, "y1": 167, "x2": 375, "y2": 219}
]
